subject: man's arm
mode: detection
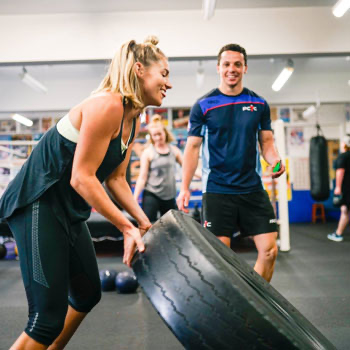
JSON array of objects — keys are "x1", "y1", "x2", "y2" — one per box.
[
  {"x1": 258, "y1": 130, "x2": 285, "y2": 178},
  {"x1": 334, "y1": 168, "x2": 345, "y2": 195},
  {"x1": 177, "y1": 136, "x2": 202, "y2": 213}
]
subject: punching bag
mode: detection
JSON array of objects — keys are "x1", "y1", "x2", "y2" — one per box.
[{"x1": 309, "y1": 130, "x2": 330, "y2": 201}]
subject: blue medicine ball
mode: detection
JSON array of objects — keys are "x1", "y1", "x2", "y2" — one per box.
[
  {"x1": 115, "y1": 271, "x2": 138, "y2": 294},
  {"x1": 99, "y1": 269, "x2": 117, "y2": 291}
]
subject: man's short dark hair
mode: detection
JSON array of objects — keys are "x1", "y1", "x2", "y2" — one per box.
[{"x1": 217, "y1": 44, "x2": 247, "y2": 66}]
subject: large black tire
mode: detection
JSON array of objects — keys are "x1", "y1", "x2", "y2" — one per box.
[
  {"x1": 132, "y1": 210, "x2": 335, "y2": 350},
  {"x1": 309, "y1": 136, "x2": 330, "y2": 201}
]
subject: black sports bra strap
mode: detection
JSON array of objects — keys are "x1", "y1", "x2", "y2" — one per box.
[
  {"x1": 127, "y1": 117, "x2": 137, "y2": 147},
  {"x1": 119, "y1": 97, "x2": 136, "y2": 147},
  {"x1": 119, "y1": 96, "x2": 127, "y2": 133}
]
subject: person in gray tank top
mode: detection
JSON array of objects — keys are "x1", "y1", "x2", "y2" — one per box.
[{"x1": 133, "y1": 115, "x2": 183, "y2": 222}]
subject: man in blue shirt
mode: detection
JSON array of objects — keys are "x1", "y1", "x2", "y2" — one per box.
[{"x1": 177, "y1": 44, "x2": 285, "y2": 282}]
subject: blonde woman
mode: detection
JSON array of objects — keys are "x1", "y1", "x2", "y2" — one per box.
[
  {"x1": 0, "y1": 36, "x2": 172, "y2": 350},
  {"x1": 133, "y1": 115, "x2": 183, "y2": 222}
]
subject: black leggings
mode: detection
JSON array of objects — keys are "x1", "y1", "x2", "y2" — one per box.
[
  {"x1": 7, "y1": 194, "x2": 101, "y2": 346},
  {"x1": 142, "y1": 190, "x2": 177, "y2": 222}
]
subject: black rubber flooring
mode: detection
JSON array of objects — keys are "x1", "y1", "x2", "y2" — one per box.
[{"x1": 0, "y1": 222, "x2": 349, "y2": 350}]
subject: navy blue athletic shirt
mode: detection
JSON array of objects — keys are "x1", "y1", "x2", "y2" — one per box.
[{"x1": 188, "y1": 87, "x2": 272, "y2": 194}]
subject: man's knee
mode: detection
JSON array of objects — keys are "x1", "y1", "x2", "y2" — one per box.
[
  {"x1": 258, "y1": 242, "x2": 278, "y2": 263},
  {"x1": 340, "y1": 205, "x2": 349, "y2": 216}
]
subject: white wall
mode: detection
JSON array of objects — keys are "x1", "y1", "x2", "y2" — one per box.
[
  {"x1": 1, "y1": 7, "x2": 350, "y2": 63},
  {"x1": 0, "y1": 57, "x2": 349, "y2": 113}
]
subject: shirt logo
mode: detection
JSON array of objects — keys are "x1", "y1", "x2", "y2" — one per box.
[
  {"x1": 204, "y1": 221, "x2": 211, "y2": 228},
  {"x1": 242, "y1": 105, "x2": 257, "y2": 112}
]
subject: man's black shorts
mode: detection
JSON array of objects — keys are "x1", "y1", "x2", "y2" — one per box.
[
  {"x1": 202, "y1": 190, "x2": 278, "y2": 238},
  {"x1": 341, "y1": 191, "x2": 350, "y2": 209}
]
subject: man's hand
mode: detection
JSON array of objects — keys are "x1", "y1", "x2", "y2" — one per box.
[
  {"x1": 122, "y1": 226, "x2": 145, "y2": 267},
  {"x1": 177, "y1": 189, "x2": 191, "y2": 213},
  {"x1": 334, "y1": 186, "x2": 342, "y2": 196},
  {"x1": 271, "y1": 160, "x2": 285, "y2": 179}
]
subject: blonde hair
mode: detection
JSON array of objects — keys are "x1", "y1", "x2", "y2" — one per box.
[
  {"x1": 93, "y1": 36, "x2": 166, "y2": 109},
  {"x1": 148, "y1": 114, "x2": 175, "y2": 144}
]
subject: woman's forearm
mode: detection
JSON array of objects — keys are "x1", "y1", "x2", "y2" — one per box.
[
  {"x1": 71, "y1": 175, "x2": 134, "y2": 232},
  {"x1": 107, "y1": 177, "x2": 150, "y2": 227}
]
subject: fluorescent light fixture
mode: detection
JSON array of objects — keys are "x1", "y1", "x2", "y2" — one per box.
[
  {"x1": 272, "y1": 59, "x2": 294, "y2": 92},
  {"x1": 302, "y1": 105, "x2": 317, "y2": 118},
  {"x1": 196, "y1": 61, "x2": 205, "y2": 88},
  {"x1": 203, "y1": 0, "x2": 216, "y2": 20},
  {"x1": 12, "y1": 113, "x2": 33, "y2": 127},
  {"x1": 333, "y1": 0, "x2": 350, "y2": 17},
  {"x1": 19, "y1": 67, "x2": 48, "y2": 94}
]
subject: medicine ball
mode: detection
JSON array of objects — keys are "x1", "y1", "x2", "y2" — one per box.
[
  {"x1": 115, "y1": 271, "x2": 138, "y2": 294},
  {"x1": 99, "y1": 269, "x2": 117, "y2": 291}
]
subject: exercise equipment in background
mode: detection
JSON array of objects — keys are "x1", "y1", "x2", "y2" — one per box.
[
  {"x1": 99, "y1": 269, "x2": 118, "y2": 292},
  {"x1": 0, "y1": 237, "x2": 16, "y2": 260},
  {"x1": 309, "y1": 125, "x2": 330, "y2": 201},
  {"x1": 115, "y1": 271, "x2": 138, "y2": 294},
  {"x1": 273, "y1": 119, "x2": 290, "y2": 251}
]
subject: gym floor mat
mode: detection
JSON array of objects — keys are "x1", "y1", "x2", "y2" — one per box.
[{"x1": 0, "y1": 222, "x2": 349, "y2": 349}]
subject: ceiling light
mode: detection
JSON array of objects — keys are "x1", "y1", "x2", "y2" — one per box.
[
  {"x1": 203, "y1": 0, "x2": 216, "y2": 20},
  {"x1": 272, "y1": 59, "x2": 294, "y2": 92},
  {"x1": 196, "y1": 61, "x2": 205, "y2": 89},
  {"x1": 332, "y1": 0, "x2": 350, "y2": 17},
  {"x1": 12, "y1": 113, "x2": 33, "y2": 127},
  {"x1": 19, "y1": 67, "x2": 48, "y2": 94},
  {"x1": 302, "y1": 105, "x2": 317, "y2": 119}
]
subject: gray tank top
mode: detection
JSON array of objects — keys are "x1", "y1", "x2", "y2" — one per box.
[{"x1": 144, "y1": 144, "x2": 177, "y2": 200}]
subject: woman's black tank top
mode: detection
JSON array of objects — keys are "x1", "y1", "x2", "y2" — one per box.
[{"x1": 0, "y1": 103, "x2": 136, "y2": 227}]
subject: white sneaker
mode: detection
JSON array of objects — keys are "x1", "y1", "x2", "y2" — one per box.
[{"x1": 327, "y1": 233, "x2": 344, "y2": 242}]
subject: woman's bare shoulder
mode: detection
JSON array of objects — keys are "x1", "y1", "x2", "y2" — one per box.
[
  {"x1": 79, "y1": 92, "x2": 124, "y2": 127},
  {"x1": 85, "y1": 92, "x2": 123, "y2": 112}
]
